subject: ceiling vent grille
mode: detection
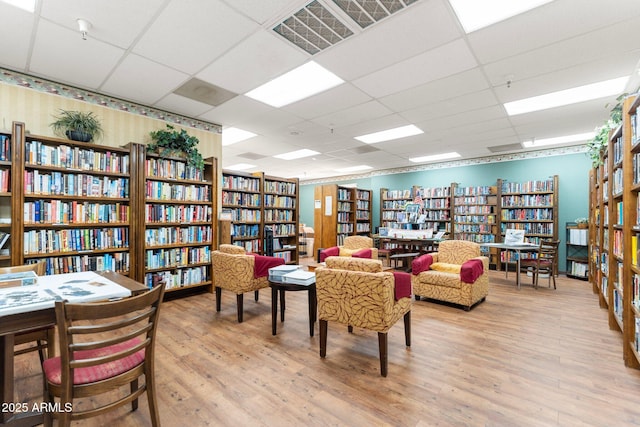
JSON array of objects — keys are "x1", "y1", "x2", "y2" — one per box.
[{"x1": 273, "y1": 0, "x2": 421, "y2": 54}]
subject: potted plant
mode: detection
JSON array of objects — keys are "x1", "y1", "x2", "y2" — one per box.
[
  {"x1": 575, "y1": 217, "x2": 588, "y2": 228},
  {"x1": 586, "y1": 94, "x2": 627, "y2": 167},
  {"x1": 50, "y1": 109, "x2": 103, "y2": 142},
  {"x1": 147, "y1": 124, "x2": 204, "y2": 170}
]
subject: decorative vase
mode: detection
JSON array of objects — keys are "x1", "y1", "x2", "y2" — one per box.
[{"x1": 66, "y1": 130, "x2": 92, "y2": 142}]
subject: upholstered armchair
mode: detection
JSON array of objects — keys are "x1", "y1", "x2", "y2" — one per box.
[
  {"x1": 319, "y1": 235, "x2": 379, "y2": 262},
  {"x1": 411, "y1": 240, "x2": 488, "y2": 311},
  {"x1": 212, "y1": 244, "x2": 284, "y2": 322},
  {"x1": 315, "y1": 256, "x2": 411, "y2": 377}
]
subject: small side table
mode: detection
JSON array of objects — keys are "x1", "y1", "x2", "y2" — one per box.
[
  {"x1": 269, "y1": 278, "x2": 317, "y2": 337},
  {"x1": 389, "y1": 252, "x2": 420, "y2": 272}
]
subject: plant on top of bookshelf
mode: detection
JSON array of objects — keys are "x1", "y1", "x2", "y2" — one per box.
[
  {"x1": 50, "y1": 109, "x2": 103, "y2": 142},
  {"x1": 587, "y1": 94, "x2": 628, "y2": 167},
  {"x1": 147, "y1": 124, "x2": 204, "y2": 171}
]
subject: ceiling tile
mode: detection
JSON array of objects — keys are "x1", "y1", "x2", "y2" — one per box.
[
  {"x1": 0, "y1": 4, "x2": 34, "y2": 69},
  {"x1": 311, "y1": 100, "x2": 393, "y2": 128},
  {"x1": 226, "y1": 0, "x2": 304, "y2": 24},
  {"x1": 283, "y1": 83, "x2": 373, "y2": 120},
  {"x1": 401, "y1": 89, "x2": 500, "y2": 124},
  {"x1": 101, "y1": 54, "x2": 189, "y2": 105},
  {"x1": 352, "y1": 38, "x2": 478, "y2": 98},
  {"x1": 29, "y1": 20, "x2": 125, "y2": 89},
  {"x1": 132, "y1": 0, "x2": 259, "y2": 75},
  {"x1": 155, "y1": 93, "x2": 215, "y2": 118}
]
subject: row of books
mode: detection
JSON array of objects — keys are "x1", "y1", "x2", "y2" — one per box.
[
  {"x1": 269, "y1": 223, "x2": 297, "y2": 236},
  {"x1": 337, "y1": 188, "x2": 351, "y2": 200},
  {"x1": 355, "y1": 190, "x2": 370, "y2": 200},
  {"x1": 501, "y1": 194, "x2": 553, "y2": 207},
  {"x1": 454, "y1": 206, "x2": 494, "y2": 214},
  {"x1": 24, "y1": 200, "x2": 129, "y2": 224},
  {"x1": 263, "y1": 194, "x2": 295, "y2": 207},
  {"x1": 382, "y1": 200, "x2": 409, "y2": 209},
  {"x1": 336, "y1": 223, "x2": 353, "y2": 233},
  {"x1": 263, "y1": 181, "x2": 296, "y2": 194},
  {"x1": 232, "y1": 224, "x2": 260, "y2": 237},
  {"x1": 612, "y1": 167, "x2": 624, "y2": 195},
  {"x1": 221, "y1": 191, "x2": 260, "y2": 206},
  {"x1": 222, "y1": 175, "x2": 260, "y2": 191},
  {"x1": 423, "y1": 199, "x2": 449, "y2": 209},
  {"x1": 34, "y1": 252, "x2": 129, "y2": 275},
  {"x1": 356, "y1": 200, "x2": 369, "y2": 209},
  {"x1": 24, "y1": 171, "x2": 129, "y2": 198},
  {"x1": 337, "y1": 212, "x2": 351, "y2": 223},
  {"x1": 454, "y1": 195, "x2": 493, "y2": 204},
  {"x1": 145, "y1": 204, "x2": 212, "y2": 223},
  {"x1": 263, "y1": 209, "x2": 293, "y2": 222},
  {"x1": 25, "y1": 141, "x2": 129, "y2": 173},
  {"x1": 355, "y1": 211, "x2": 370, "y2": 220},
  {"x1": 145, "y1": 246, "x2": 210, "y2": 270},
  {"x1": 233, "y1": 239, "x2": 260, "y2": 253},
  {"x1": 145, "y1": 266, "x2": 208, "y2": 289},
  {"x1": 356, "y1": 223, "x2": 370, "y2": 232},
  {"x1": 454, "y1": 186, "x2": 493, "y2": 196},
  {"x1": 419, "y1": 187, "x2": 450, "y2": 197},
  {"x1": 337, "y1": 201, "x2": 352, "y2": 211},
  {"x1": 454, "y1": 215, "x2": 495, "y2": 224},
  {"x1": 500, "y1": 208, "x2": 554, "y2": 220},
  {"x1": 568, "y1": 261, "x2": 588, "y2": 278},
  {"x1": 499, "y1": 222, "x2": 554, "y2": 235},
  {"x1": 144, "y1": 225, "x2": 212, "y2": 246},
  {"x1": 228, "y1": 208, "x2": 260, "y2": 222},
  {"x1": 0, "y1": 135, "x2": 10, "y2": 161},
  {"x1": 454, "y1": 224, "x2": 495, "y2": 233},
  {"x1": 272, "y1": 251, "x2": 293, "y2": 263},
  {"x1": 382, "y1": 189, "x2": 411, "y2": 199},
  {"x1": 145, "y1": 158, "x2": 204, "y2": 181},
  {"x1": 454, "y1": 233, "x2": 495, "y2": 243},
  {"x1": 145, "y1": 181, "x2": 210, "y2": 202},
  {"x1": 502, "y1": 179, "x2": 554, "y2": 193},
  {"x1": 0, "y1": 168, "x2": 9, "y2": 193},
  {"x1": 23, "y1": 227, "x2": 129, "y2": 254}
]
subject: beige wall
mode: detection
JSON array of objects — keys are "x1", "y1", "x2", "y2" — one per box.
[{"x1": 0, "y1": 81, "x2": 223, "y2": 210}]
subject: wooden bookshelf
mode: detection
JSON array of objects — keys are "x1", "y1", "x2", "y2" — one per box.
[
  {"x1": 17, "y1": 125, "x2": 134, "y2": 276},
  {"x1": 263, "y1": 175, "x2": 299, "y2": 264},
  {"x1": 222, "y1": 170, "x2": 263, "y2": 253},
  {"x1": 0, "y1": 125, "x2": 14, "y2": 267},
  {"x1": 566, "y1": 223, "x2": 588, "y2": 280},
  {"x1": 379, "y1": 188, "x2": 412, "y2": 229},
  {"x1": 417, "y1": 185, "x2": 453, "y2": 234},
  {"x1": 140, "y1": 147, "x2": 217, "y2": 294},
  {"x1": 354, "y1": 189, "x2": 372, "y2": 237}
]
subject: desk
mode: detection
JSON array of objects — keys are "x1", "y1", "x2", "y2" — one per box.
[
  {"x1": 0, "y1": 271, "x2": 147, "y2": 427},
  {"x1": 379, "y1": 236, "x2": 443, "y2": 255},
  {"x1": 269, "y1": 276, "x2": 316, "y2": 337},
  {"x1": 481, "y1": 243, "x2": 539, "y2": 289}
]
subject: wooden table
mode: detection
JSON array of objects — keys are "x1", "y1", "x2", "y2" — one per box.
[
  {"x1": 481, "y1": 242, "x2": 539, "y2": 289},
  {"x1": 0, "y1": 271, "x2": 147, "y2": 427}
]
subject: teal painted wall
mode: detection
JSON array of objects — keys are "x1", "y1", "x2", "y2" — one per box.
[{"x1": 299, "y1": 152, "x2": 591, "y2": 273}]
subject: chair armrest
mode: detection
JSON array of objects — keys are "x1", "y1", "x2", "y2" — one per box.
[
  {"x1": 412, "y1": 253, "x2": 437, "y2": 275},
  {"x1": 319, "y1": 246, "x2": 340, "y2": 262},
  {"x1": 352, "y1": 248, "x2": 373, "y2": 259},
  {"x1": 249, "y1": 254, "x2": 285, "y2": 278},
  {"x1": 392, "y1": 271, "x2": 412, "y2": 300},
  {"x1": 460, "y1": 257, "x2": 487, "y2": 283}
]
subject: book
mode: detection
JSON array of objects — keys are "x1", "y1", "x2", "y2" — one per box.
[
  {"x1": 281, "y1": 270, "x2": 315, "y2": 285},
  {"x1": 504, "y1": 229, "x2": 525, "y2": 245}
]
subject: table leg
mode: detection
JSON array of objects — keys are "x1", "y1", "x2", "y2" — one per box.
[
  {"x1": 308, "y1": 287, "x2": 317, "y2": 337},
  {"x1": 271, "y1": 286, "x2": 278, "y2": 335},
  {"x1": 280, "y1": 289, "x2": 285, "y2": 322},
  {"x1": 516, "y1": 250, "x2": 521, "y2": 290}
]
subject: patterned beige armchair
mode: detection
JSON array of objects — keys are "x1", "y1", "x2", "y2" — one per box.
[
  {"x1": 411, "y1": 240, "x2": 488, "y2": 311},
  {"x1": 212, "y1": 244, "x2": 284, "y2": 322},
  {"x1": 315, "y1": 256, "x2": 411, "y2": 377},
  {"x1": 319, "y1": 235, "x2": 379, "y2": 262}
]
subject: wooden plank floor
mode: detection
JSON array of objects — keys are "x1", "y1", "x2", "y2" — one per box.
[{"x1": 13, "y1": 267, "x2": 640, "y2": 426}]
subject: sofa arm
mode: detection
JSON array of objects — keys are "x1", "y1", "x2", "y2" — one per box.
[
  {"x1": 352, "y1": 248, "x2": 373, "y2": 259},
  {"x1": 412, "y1": 253, "x2": 438, "y2": 275},
  {"x1": 319, "y1": 246, "x2": 340, "y2": 262}
]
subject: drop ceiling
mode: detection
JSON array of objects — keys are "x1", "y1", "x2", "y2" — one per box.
[{"x1": 1, "y1": 0, "x2": 639, "y2": 182}]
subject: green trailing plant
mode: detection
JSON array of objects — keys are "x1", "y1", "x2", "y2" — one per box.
[
  {"x1": 586, "y1": 94, "x2": 628, "y2": 167},
  {"x1": 50, "y1": 109, "x2": 103, "y2": 142},
  {"x1": 147, "y1": 124, "x2": 204, "y2": 170}
]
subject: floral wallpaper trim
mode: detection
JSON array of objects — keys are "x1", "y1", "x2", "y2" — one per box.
[
  {"x1": 0, "y1": 67, "x2": 222, "y2": 134},
  {"x1": 301, "y1": 144, "x2": 588, "y2": 184}
]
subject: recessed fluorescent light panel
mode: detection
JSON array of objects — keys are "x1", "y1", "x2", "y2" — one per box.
[
  {"x1": 222, "y1": 127, "x2": 257, "y2": 146},
  {"x1": 335, "y1": 165, "x2": 373, "y2": 172},
  {"x1": 1, "y1": 0, "x2": 36, "y2": 12},
  {"x1": 504, "y1": 76, "x2": 629, "y2": 116},
  {"x1": 245, "y1": 61, "x2": 344, "y2": 108},
  {"x1": 274, "y1": 149, "x2": 320, "y2": 160},
  {"x1": 449, "y1": 0, "x2": 554, "y2": 33},
  {"x1": 225, "y1": 163, "x2": 256, "y2": 171},
  {"x1": 521, "y1": 132, "x2": 595, "y2": 148},
  {"x1": 355, "y1": 125, "x2": 423, "y2": 144},
  {"x1": 409, "y1": 152, "x2": 461, "y2": 163}
]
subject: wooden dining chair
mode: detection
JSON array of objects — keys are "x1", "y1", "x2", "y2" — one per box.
[
  {"x1": 0, "y1": 261, "x2": 54, "y2": 363},
  {"x1": 521, "y1": 239, "x2": 560, "y2": 289},
  {"x1": 42, "y1": 284, "x2": 165, "y2": 427}
]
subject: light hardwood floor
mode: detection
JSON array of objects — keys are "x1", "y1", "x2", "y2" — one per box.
[{"x1": 13, "y1": 267, "x2": 640, "y2": 426}]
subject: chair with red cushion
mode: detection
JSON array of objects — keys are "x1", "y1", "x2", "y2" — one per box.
[
  {"x1": 42, "y1": 284, "x2": 165, "y2": 427},
  {"x1": 318, "y1": 236, "x2": 378, "y2": 262},
  {"x1": 520, "y1": 239, "x2": 560, "y2": 289}
]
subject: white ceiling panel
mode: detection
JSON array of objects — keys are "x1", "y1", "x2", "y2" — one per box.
[
  {"x1": 311, "y1": 100, "x2": 393, "y2": 128},
  {"x1": 132, "y1": 0, "x2": 259, "y2": 75},
  {"x1": 352, "y1": 38, "x2": 478, "y2": 98},
  {"x1": 29, "y1": 20, "x2": 124, "y2": 88},
  {"x1": 199, "y1": 96, "x2": 276, "y2": 128},
  {"x1": 401, "y1": 89, "x2": 500, "y2": 124},
  {"x1": 283, "y1": 83, "x2": 373, "y2": 120},
  {"x1": 39, "y1": 0, "x2": 166, "y2": 49},
  {"x1": 0, "y1": 4, "x2": 35, "y2": 70},
  {"x1": 316, "y1": 0, "x2": 462, "y2": 81},
  {"x1": 221, "y1": 0, "x2": 303, "y2": 25},
  {"x1": 154, "y1": 93, "x2": 215, "y2": 118},
  {"x1": 101, "y1": 54, "x2": 189, "y2": 105},
  {"x1": 196, "y1": 29, "x2": 307, "y2": 94}
]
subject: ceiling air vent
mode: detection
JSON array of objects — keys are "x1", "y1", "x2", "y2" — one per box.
[
  {"x1": 487, "y1": 143, "x2": 524, "y2": 153},
  {"x1": 238, "y1": 152, "x2": 268, "y2": 160},
  {"x1": 332, "y1": 0, "x2": 421, "y2": 29}
]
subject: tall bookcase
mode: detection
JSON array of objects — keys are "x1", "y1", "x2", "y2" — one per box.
[
  {"x1": 589, "y1": 94, "x2": 640, "y2": 369},
  {"x1": 222, "y1": 171, "x2": 263, "y2": 253},
  {"x1": 314, "y1": 184, "x2": 373, "y2": 250},
  {"x1": 354, "y1": 189, "x2": 372, "y2": 236},
  {"x1": 20, "y1": 127, "x2": 134, "y2": 276},
  {"x1": 379, "y1": 188, "x2": 413, "y2": 229},
  {"x1": 565, "y1": 223, "x2": 588, "y2": 280},
  {"x1": 498, "y1": 176, "x2": 559, "y2": 271},
  {"x1": 418, "y1": 185, "x2": 453, "y2": 233},
  {"x1": 0, "y1": 125, "x2": 14, "y2": 268},
  {"x1": 264, "y1": 175, "x2": 299, "y2": 264},
  {"x1": 139, "y1": 147, "x2": 217, "y2": 294}
]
